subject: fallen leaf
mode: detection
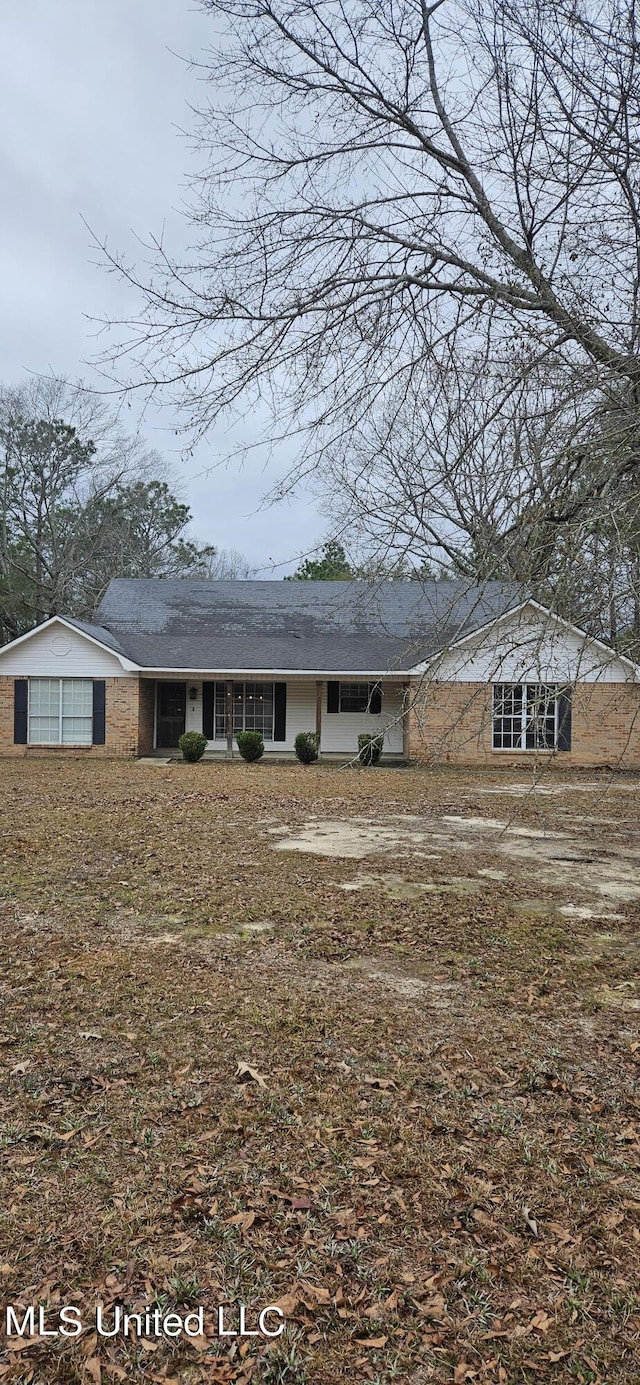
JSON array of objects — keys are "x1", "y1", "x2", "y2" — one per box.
[
  {"x1": 363, "y1": 1075, "x2": 397, "y2": 1090},
  {"x1": 299, "y1": 1281, "x2": 331, "y2": 1304},
  {"x1": 84, "y1": 1360, "x2": 101, "y2": 1384},
  {"x1": 236, "y1": 1061, "x2": 267, "y2": 1088},
  {"x1": 225, "y1": 1210, "x2": 256, "y2": 1232},
  {"x1": 10, "y1": 1060, "x2": 31, "y2": 1075},
  {"x1": 273, "y1": 1290, "x2": 299, "y2": 1316},
  {"x1": 188, "y1": 1334, "x2": 210, "y2": 1352},
  {"x1": 522, "y1": 1206, "x2": 538, "y2": 1236},
  {"x1": 355, "y1": 1336, "x2": 388, "y2": 1348}
]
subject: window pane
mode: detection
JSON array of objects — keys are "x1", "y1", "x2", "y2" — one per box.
[
  {"x1": 29, "y1": 716, "x2": 60, "y2": 743},
  {"x1": 29, "y1": 679, "x2": 60, "y2": 742},
  {"x1": 30, "y1": 679, "x2": 60, "y2": 717},
  {"x1": 62, "y1": 679, "x2": 92, "y2": 715},
  {"x1": 493, "y1": 683, "x2": 523, "y2": 748},
  {"x1": 233, "y1": 681, "x2": 244, "y2": 734},
  {"x1": 339, "y1": 682, "x2": 370, "y2": 712},
  {"x1": 62, "y1": 717, "x2": 93, "y2": 744},
  {"x1": 243, "y1": 682, "x2": 274, "y2": 739}
]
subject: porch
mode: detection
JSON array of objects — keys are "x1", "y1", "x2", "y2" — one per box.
[{"x1": 147, "y1": 675, "x2": 409, "y2": 759}]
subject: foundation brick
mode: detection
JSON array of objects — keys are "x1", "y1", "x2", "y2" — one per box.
[{"x1": 407, "y1": 679, "x2": 640, "y2": 768}]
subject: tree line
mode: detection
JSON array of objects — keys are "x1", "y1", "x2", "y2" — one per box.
[{"x1": 0, "y1": 378, "x2": 252, "y2": 643}]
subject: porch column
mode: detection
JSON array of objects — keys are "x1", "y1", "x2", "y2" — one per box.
[
  {"x1": 315, "y1": 680, "x2": 323, "y2": 757},
  {"x1": 225, "y1": 680, "x2": 234, "y2": 759},
  {"x1": 402, "y1": 681, "x2": 410, "y2": 760}
]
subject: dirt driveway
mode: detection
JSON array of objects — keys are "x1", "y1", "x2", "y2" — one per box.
[{"x1": 1, "y1": 760, "x2": 639, "y2": 1384}]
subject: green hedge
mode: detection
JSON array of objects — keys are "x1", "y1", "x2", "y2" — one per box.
[
  {"x1": 178, "y1": 731, "x2": 207, "y2": 762},
  {"x1": 294, "y1": 731, "x2": 319, "y2": 764},
  {"x1": 236, "y1": 730, "x2": 265, "y2": 762}
]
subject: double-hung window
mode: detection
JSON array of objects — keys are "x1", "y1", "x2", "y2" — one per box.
[
  {"x1": 492, "y1": 683, "x2": 568, "y2": 751},
  {"x1": 338, "y1": 682, "x2": 382, "y2": 713},
  {"x1": 213, "y1": 681, "x2": 275, "y2": 740},
  {"x1": 28, "y1": 678, "x2": 93, "y2": 745}
]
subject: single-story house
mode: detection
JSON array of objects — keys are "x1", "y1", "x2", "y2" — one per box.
[{"x1": 0, "y1": 578, "x2": 639, "y2": 767}]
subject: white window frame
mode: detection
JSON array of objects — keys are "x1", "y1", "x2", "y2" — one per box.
[
  {"x1": 492, "y1": 683, "x2": 559, "y2": 752},
  {"x1": 213, "y1": 681, "x2": 275, "y2": 741},
  {"x1": 28, "y1": 678, "x2": 93, "y2": 746}
]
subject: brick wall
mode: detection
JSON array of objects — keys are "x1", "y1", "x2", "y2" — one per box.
[
  {"x1": 407, "y1": 679, "x2": 640, "y2": 769},
  {"x1": 0, "y1": 675, "x2": 154, "y2": 758},
  {"x1": 138, "y1": 679, "x2": 155, "y2": 756}
]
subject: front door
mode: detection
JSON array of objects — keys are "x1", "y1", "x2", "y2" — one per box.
[{"x1": 156, "y1": 681, "x2": 186, "y2": 746}]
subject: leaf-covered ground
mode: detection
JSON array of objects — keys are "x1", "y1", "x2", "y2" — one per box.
[{"x1": 0, "y1": 759, "x2": 639, "y2": 1385}]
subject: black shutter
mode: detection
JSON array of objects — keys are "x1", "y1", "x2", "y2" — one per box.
[
  {"x1": 369, "y1": 682, "x2": 382, "y2": 715},
  {"x1": 557, "y1": 688, "x2": 572, "y2": 751},
  {"x1": 327, "y1": 681, "x2": 339, "y2": 713},
  {"x1": 274, "y1": 682, "x2": 287, "y2": 741},
  {"x1": 92, "y1": 680, "x2": 106, "y2": 745},
  {"x1": 202, "y1": 682, "x2": 214, "y2": 740},
  {"x1": 14, "y1": 679, "x2": 28, "y2": 744}
]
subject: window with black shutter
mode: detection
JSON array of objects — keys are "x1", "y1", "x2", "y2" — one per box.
[
  {"x1": 335, "y1": 682, "x2": 383, "y2": 713},
  {"x1": 492, "y1": 684, "x2": 570, "y2": 751}
]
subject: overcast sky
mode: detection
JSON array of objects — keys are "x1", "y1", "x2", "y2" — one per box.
[{"x1": 0, "y1": 0, "x2": 326, "y2": 574}]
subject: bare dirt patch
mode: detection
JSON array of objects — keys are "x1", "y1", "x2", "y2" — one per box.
[
  {"x1": 0, "y1": 760, "x2": 639, "y2": 1384},
  {"x1": 273, "y1": 806, "x2": 640, "y2": 905}
]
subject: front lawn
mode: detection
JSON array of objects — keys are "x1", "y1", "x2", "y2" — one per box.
[{"x1": 1, "y1": 760, "x2": 639, "y2": 1384}]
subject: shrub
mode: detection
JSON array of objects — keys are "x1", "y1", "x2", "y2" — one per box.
[
  {"x1": 294, "y1": 731, "x2": 319, "y2": 764},
  {"x1": 178, "y1": 731, "x2": 207, "y2": 763},
  {"x1": 236, "y1": 730, "x2": 265, "y2": 762},
  {"x1": 357, "y1": 732, "x2": 384, "y2": 766}
]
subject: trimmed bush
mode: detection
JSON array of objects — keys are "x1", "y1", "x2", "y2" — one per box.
[
  {"x1": 294, "y1": 731, "x2": 319, "y2": 764},
  {"x1": 236, "y1": 730, "x2": 265, "y2": 762},
  {"x1": 357, "y1": 732, "x2": 384, "y2": 766},
  {"x1": 178, "y1": 731, "x2": 207, "y2": 763}
]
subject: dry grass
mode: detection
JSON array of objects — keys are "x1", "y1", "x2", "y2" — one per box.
[{"x1": 0, "y1": 758, "x2": 639, "y2": 1385}]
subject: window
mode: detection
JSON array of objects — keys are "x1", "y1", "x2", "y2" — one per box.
[
  {"x1": 213, "y1": 681, "x2": 275, "y2": 740},
  {"x1": 29, "y1": 679, "x2": 93, "y2": 745},
  {"x1": 339, "y1": 682, "x2": 382, "y2": 713},
  {"x1": 492, "y1": 683, "x2": 561, "y2": 750}
]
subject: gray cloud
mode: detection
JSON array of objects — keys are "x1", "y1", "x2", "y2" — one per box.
[{"x1": 0, "y1": 0, "x2": 325, "y2": 573}]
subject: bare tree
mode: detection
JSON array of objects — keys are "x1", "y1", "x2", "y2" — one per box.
[{"x1": 100, "y1": 2, "x2": 640, "y2": 489}]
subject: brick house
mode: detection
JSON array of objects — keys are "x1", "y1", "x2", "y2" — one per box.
[{"x1": 0, "y1": 578, "x2": 639, "y2": 766}]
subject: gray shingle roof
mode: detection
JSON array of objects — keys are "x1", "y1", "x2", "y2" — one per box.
[
  {"x1": 63, "y1": 616, "x2": 128, "y2": 656},
  {"x1": 91, "y1": 578, "x2": 522, "y2": 673}
]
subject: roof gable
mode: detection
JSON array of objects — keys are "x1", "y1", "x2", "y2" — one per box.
[{"x1": 0, "y1": 616, "x2": 137, "y2": 672}]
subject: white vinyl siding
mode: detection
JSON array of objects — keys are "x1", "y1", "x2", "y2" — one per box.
[
  {"x1": 29, "y1": 678, "x2": 93, "y2": 745},
  {"x1": 322, "y1": 682, "x2": 403, "y2": 753},
  {"x1": 0, "y1": 620, "x2": 131, "y2": 677},
  {"x1": 178, "y1": 677, "x2": 405, "y2": 754},
  {"x1": 423, "y1": 605, "x2": 636, "y2": 684}
]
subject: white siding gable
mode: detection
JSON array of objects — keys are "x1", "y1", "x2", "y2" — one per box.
[
  {"x1": 415, "y1": 604, "x2": 638, "y2": 685},
  {"x1": 0, "y1": 620, "x2": 134, "y2": 678}
]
